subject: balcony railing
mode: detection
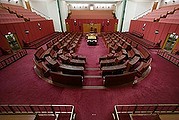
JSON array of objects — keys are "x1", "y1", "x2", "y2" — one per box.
[
  {"x1": 114, "y1": 104, "x2": 179, "y2": 120},
  {"x1": 0, "y1": 104, "x2": 75, "y2": 120}
]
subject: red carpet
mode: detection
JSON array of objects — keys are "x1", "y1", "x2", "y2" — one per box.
[
  {"x1": 77, "y1": 36, "x2": 108, "y2": 86},
  {"x1": 0, "y1": 40, "x2": 179, "y2": 120},
  {"x1": 77, "y1": 36, "x2": 108, "y2": 68}
]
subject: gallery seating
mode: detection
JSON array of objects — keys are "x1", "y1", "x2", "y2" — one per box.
[
  {"x1": 131, "y1": 31, "x2": 144, "y2": 38},
  {"x1": 159, "y1": 9, "x2": 179, "y2": 24},
  {"x1": 137, "y1": 5, "x2": 176, "y2": 22},
  {"x1": 0, "y1": 6, "x2": 25, "y2": 24},
  {"x1": 157, "y1": 50, "x2": 179, "y2": 67},
  {"x1": 1, "y1": 3, "x2": 46, "y2": 22},
  {"x1": 121, "y1": 32, "x2": 155, "y2": 49},
  {"x1": 0, "y1": 49, "x2": 27, "y2": 70},
  {"x1": 23, "y1": 32, "x2": 60, "y2": 49}
]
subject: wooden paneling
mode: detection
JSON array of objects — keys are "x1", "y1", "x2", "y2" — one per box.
[
  {"x1": 83, "y1": 24, "x2": 90, "y2": 33},
  {"x1": 0, "y1": 20, "x2": 55, "y2": 50},
  {"x1": 82, "y1": 23, "x2": 101, "y2": 33},
  {"x1": 129, "y1": 20, "x2": 179, "y2": 51},
  {"x1": 66, "y1": 19, "x2": 118, "y2": 32}
]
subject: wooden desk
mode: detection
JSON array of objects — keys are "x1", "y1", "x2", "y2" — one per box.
[
  {"x1": 116, "y1": 55, "x2": 126, "y2": 64},
  {"x1": 100, "y1": 59, "x2": 116, "y2": 67},
  {"x1": 126, "y1": 56, "x2": 140, "y2": 72},
  {"x1": 99, "y1": 53, "x2": 114, "y2": 62},
  {"x1": 129, "y1": 56, "x2": 140, "y2": 65},
  {"x1": 59, "y1": 63, "x2": 84, "y2": 76},
  {"x1": 70, "y1": 59, "x2": 86, "y2": 67},
  {"x1": 45, "y1": 56, "x2": 59, "y2": 71},
  {"x1": 101, "y1": 64, "x2": 126, "y2": 76},
  {"x1": 71, "y1": 53, "x2": 86, "y2": 61},
  {"x1": 59, "y1": 55, "x2": 69, "y2": 64},
  {"x1": 87, "y1": 33, "x2": 97, "y2": 46}
]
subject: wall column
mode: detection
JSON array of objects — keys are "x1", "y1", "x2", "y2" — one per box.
[
  {"x1": 25, "y1": 0, "x2": 31, "y2": 11},
  {"x1": 119, "y1": 0, "x2": 127, "y2": 32},
  {"x1": 56, "y1": 0, "x2": 64, "y2": 32}
]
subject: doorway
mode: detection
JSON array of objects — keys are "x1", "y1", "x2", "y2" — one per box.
[
  {"x1": 5, "y1": 33, "x2": 21, "y2": 52},
  {"x1": 163, "y1": 33, "x2": 178, "y2": 52}
]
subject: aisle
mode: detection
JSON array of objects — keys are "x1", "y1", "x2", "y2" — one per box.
[{"x1": 77, "y1": 36, "x2": 108, "y2": 86}]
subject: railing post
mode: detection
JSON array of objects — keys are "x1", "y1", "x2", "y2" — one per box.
[
  {"x1": 133, "y1": 105, "x2": 137, "y2": 114},
  {"x1": 152, "y1": 106, "x2": 158, "y2": 114},
  {"x1": 51, "y1": 105, "x2": 56, "y2": 116}
]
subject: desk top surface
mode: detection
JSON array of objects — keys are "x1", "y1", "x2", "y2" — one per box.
[
  {"x1": 60, "y1": 64, "x2": 84, "y2": 70},
  {"x1": 101, "y1": 64, "x2": 126, "y2": 71}
]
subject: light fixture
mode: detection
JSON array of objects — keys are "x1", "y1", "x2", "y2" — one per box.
[
  {"x1": 14, "y1": 0, "x2": 18, "y2": 3},
  {"x1": 107, "y1": 20, "x2": 110, "y2": 26},
  {"x1": 37, "y1": 23, "x2": 41, "y2": 26},
  {"x1": 74, "y1": 20, "x2": 77, "y2": 26},
  {"x1": 155, "y1": 30, "x2": 159, "y2": 34},
  {"x1": 90, "y1": 5, "x2": 94, "y2": 10},
  {"x1": 165, "y1": 0, "x2": 170, "y2": 4},
  {"x1": 25, "y1": 30, "x2": 29, "y2": 34},
  {"x1": 142, "y1": 23, "x2": 146, "y2": 31}
]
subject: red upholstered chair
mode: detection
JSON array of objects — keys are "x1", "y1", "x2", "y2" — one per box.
[{"x1": 34, "y1": 47, "x2": 45, "y2": 61}]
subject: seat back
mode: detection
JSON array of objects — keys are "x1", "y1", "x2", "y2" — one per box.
[
  {"x1": 104, "y1": 71, "x2": 137, "y2": 87},
  {"x1": 50, "y1": 71, "x2": 83, "y2": 86}
]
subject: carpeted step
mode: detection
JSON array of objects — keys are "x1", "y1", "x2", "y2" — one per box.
[{"x1": 83, "y1": 78, "x2": 104, "y2": 86}]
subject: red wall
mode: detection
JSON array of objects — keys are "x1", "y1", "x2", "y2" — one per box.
[
  {"x1": 129, "y1": 20, "x2": 179, "y2": 50},
  {"x1": 65, "y1": 19, "x2": 118, "y2": 32},
  {"x1": 0, "y1": 20, "x2": 55, "y2": 50}
]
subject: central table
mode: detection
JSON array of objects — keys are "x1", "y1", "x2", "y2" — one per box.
[{"x1": 86, "y1": 33, "x2": 98, "y2": 46}]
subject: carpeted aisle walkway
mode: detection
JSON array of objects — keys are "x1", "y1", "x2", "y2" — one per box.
[{"x1": 77, "y1": 36, "x2": 108, "y2": 86}]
